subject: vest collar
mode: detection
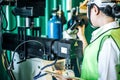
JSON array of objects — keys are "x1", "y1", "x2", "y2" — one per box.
[{"x1": 91, "y1": 21, "x2": 120, "y2": 42}]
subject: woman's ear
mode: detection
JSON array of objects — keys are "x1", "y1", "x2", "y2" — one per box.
[{"x1": 93, "y1": 5, "x2": 100, "y2": 15}]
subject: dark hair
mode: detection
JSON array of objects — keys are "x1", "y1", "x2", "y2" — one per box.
[
  {"x1": 100, "y1": 4, "x2": 120, "y2": 18},
  {"x1": 112, "y1": 4, "x2": 120, "y2": 18}
]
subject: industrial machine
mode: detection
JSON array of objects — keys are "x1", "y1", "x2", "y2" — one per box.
[
  {"x1": 2, "y1": 32, "x2": 83, "y2": 80},
  {"x1": 0, "y1": 0, "x2": 83, "y2": 80}
]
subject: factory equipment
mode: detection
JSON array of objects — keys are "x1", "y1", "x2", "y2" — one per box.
[
  {"x1": 47, "y1": 9, "x2": 63, "y2": 39},
  {"x1": 12, "y1": 0, "x2": 46, "y2": 37},
  {"x1": 47, "y1": 6, "x2": 67, "y2": 39},
  {"x1": 63, "y1": 7, "x2": 87, "y2": 39},
  {"x1": 13, "y1": 0, "x2": 45, "y2": 17},
  {"x1": 0, "y1": 0, "x2": 16, "y2": 55},
  {"x1": 2, "y1": 32, "x2": 83, "y2": 64},
  {"x1": 0, "y1": 0, "x2": 83, "y2": 80},
  {"x1": 2, "y1": 32, "x2": 83, "y2": 80}
]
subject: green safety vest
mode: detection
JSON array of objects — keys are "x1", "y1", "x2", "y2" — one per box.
[{"x1": 81, "y1": 28, "x2": 120, "y2": 80}]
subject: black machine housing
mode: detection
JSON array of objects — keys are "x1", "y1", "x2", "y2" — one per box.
[
  {"x1": 2, "y1": 33, "x2": 83, "y2": 60},
  {"x1": 13, "y1": 0, "x2": 46, "y2": 17}
]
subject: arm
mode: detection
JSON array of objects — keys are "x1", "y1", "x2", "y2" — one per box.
[
  {"x1": 77, "y1": 25, "x2": 88, "y2": 51},
  {"x1": 98, "y1": 38, "x2": 119, "y2": 80}
]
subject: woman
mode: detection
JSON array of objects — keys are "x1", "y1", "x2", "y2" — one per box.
[{"x1": 54, "y1": 0, "x2": 120, "y2": 80}]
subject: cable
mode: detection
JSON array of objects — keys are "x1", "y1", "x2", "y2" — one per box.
[
  {"x1": 0, "y1": 5, "x2": 8, "y2": 30},
  {"x1": 33, "y1": 39, "x2": 58, "y2": 80},
  {"x1": 2, "y1": 51, "x2": 16, "y2": 80},
  {"x1": 1, "y1": 5, "x2": 17, "y2": 32},
  {"x1": 8, "y1": 40, "x2": 45, "y2": 70},
  {"x1": 33, "y1": 58, "x2": 58, "y2": 80},
  {"x1": 76, "y1": 57, "x2": 81, "y2": 75}
]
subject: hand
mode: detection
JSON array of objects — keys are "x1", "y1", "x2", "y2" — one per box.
[
  {"x1": 54, "y1": 75, "x2": 74, "y2": 80},
  {"x1": 77, "y1": 24, "x2": 85, "y2": 39},
  {"x1": 77, "y1": 24, "x2": 88, "y2": 50},
  {"x1": 53, "y1": 74, "x2": 68, "y2": 80},
  {"x1": 52, "y1": 70, "x2": 74, "y2": 80}
]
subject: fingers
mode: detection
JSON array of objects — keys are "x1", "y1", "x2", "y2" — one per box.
[
  {"x1": 52, "y1": 70, "x2": 65, "y2": 80},
  {"x1": 54, "y1": 70, "x2": 63, "y2": 75},
  {"x1": 77, "y1": 24, "x2": 85, "y2": 29},
  {"x1": 77, "y1": 25, "x2": 85, "y2": 37},
  {"x1": 53, "y1": 74, "x2": 67, "y2": 80}
]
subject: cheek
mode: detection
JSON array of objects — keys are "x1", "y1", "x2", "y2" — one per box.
[
  {"x1": 90, "y1": 13, "x2": 94, "y2": 22},
  {"x1": 90, "y1": 16, "x2": 98, "y2": 27},
  {"x1": 90, "y1": 11, "x2": 96, "y2": 26},
  {"x1": 90, "y1": 15, "x2": 94, "y2": 23}
]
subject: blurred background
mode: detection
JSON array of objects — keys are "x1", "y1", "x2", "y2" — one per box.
[{"x1": 0, "y1": 0, "x2": 97, "y2": 80}]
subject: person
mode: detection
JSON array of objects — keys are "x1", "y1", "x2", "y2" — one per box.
[{"x1": 54, "y1": 0, "x2": 120, "y2": 80}]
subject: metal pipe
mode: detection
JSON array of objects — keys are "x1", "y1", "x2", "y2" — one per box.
[
  {"x1": 45, "y1": 0, "x2": 49, "y2": 36},
  {"x1": 53, "y1": 0, "x2": 57, "y2": 9},
  {"x1": 66, "y1": 0, "x2": 72, "y2": 21},
  {"x1": 62, "y1": 0, "x2": 67, "y2": 30}
]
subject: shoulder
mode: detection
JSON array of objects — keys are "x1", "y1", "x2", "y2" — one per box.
[
  {"x1": 101, "y1": 37, "x2": 120, "y2": 55},
  {"x1": 98, "y1": 37, "x2": 119, "y2": 64}
]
